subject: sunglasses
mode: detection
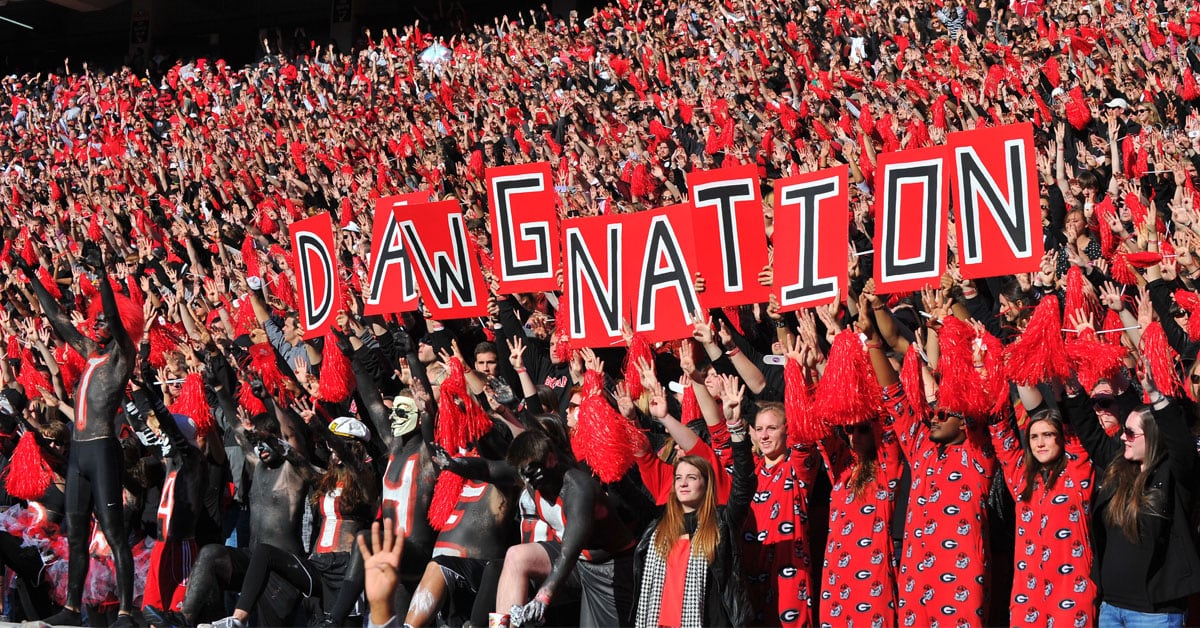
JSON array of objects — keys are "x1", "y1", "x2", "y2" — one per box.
[
  {"x1": 1172, "y1": 309, "x2": 1189, "y2": 318},
  {"x1": 1093, "y1": 396, "x2": 1116, "y2": 410},
  {"x1": 1121, "y1": 427, "x2": 1144, "y2": 440},
  {"x1": 1190, "y1": 373, "x2": 1200, "y2": 384}
]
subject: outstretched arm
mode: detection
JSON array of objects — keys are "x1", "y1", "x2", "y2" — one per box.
[{"x1": 15, "y1": 257, "x2": 94, "y2": 356}]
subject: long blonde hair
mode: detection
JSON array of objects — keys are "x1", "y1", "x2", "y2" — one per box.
[{"x1": 653, "y1": 455, "x2": 720, "y2": 564}]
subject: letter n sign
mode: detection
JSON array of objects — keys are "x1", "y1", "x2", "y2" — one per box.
[{"x1": 949, "y1": 123, "x2": 1042, "y2": 279}]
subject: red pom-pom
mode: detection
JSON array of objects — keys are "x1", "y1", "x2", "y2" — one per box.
[
  {"x1": 16, "y1": 350, "x2": 52, "y2": 397},
  {"x1": 87, "y1": 214, "x2": 102, "y2": 241},
  {"x1": 1062, "y1": 266, "x2": 1093, "y2": 326},
  {"x1": 900, "y1": 344, "x2": 931, "y2": 423},
  {"x1": 1065, "y1": 87, "x2": 1092, "y2": 131},
  {"x1": 245, "y1": 342, "x2": 287, "y2": 396},
  {"x1": 269, "y1": 272, "x2": 297, "y2": 311},
  {"x1": 169, "y1": 372, "x2": 213, "y2": 434},
  {"x1": 785, "y1": 359, "x2": 826, "y2": 445},
  {"x1": 242, "y1": 236, "x2": 261, "y2": 279},
  {"x1": 317, "y1": 331, "x2": 355, "y2": 403},
  {"x1": 1109, "y1": 253, "x2": 1139, "y2": 285},
  {"x1": 1174, "y1": 289, "x2": 1200, "y2": 341},
  {"x1": 5, "y1": 336, "x2": 18, "y2": 360},
  {"x1": 679, "y1": 384, "x2": 699, "y2": 423},
  {"x1": 1066, "y1": 328, "x2": 1129, "y2": 392},
  {"x1": 1141, "y1": 322, "x2": 1184, "y2": 397},
  {"x1": 935, "y1": 317, "x2": 991, "y2": 418},
  {"x1": 236, "y1": 382, "x2": 268, "y2": 417},
  {"x1": 1125, "y1": 251, "x2": 1163, "y2": 268},
  {"x1": 36, "y1": 268, "x2": 61, "y2": 300},
  {"x1": 814, "y1": 330, "x2": 882, "y2": 425},
  {"x1": 1004, "y1": 295, "x2": 1070, "y2": 385},
  {"x1": 146, "y1": 323, "x2": 182, "y2": 369},
  {"x1": 434, "y1": 358, "x2": 493, "y2": 454},
  {"x1": 622, "y1": 333, "x2": 653, "y2": 400},
  {"x1": 56, "y1": 344, "x2": 85, "y2": 393},
  {"x1": 571, "y1": 371, "x2": 645, "y2": 482},
  {"x1": 4, "y1": 431, "x2": 53, "y2": 501},
  {"x1": 428, "y1": 472, "x2": 465, "y2": 531},
  {"x1": 20, "y1": 234, "x2": 36, "y2": 268}
]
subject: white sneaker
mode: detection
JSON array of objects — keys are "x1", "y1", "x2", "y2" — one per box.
[{"x1": 205, "y1": 618, "x2": 245, "y2": 628}]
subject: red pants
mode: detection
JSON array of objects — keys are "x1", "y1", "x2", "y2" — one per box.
[{"x1": 142, "y1": 538, "x2": 197, "y2": 612}]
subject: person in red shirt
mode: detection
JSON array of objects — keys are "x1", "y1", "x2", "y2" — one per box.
[
  {"x1": 990, "y1": 394, "x2": 1096, "y2": 627},
  {"x1": 742, "y1": 402, "x2": 819, "y2": 627},
  {"x1": 633, "y1": 376, "x2": 754, "y2": 627},
  {"x1": 863, "y1": 312, "x2": 996, "y2": 628}
]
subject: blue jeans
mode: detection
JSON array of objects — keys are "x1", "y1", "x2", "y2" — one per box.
[{"x1": 1099, "y1": 602, "x2": 1185, "y2": 627}]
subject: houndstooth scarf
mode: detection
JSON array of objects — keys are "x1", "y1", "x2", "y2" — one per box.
[{"x1": 636, "y1": 528, "x2": 709, "y2": 628}]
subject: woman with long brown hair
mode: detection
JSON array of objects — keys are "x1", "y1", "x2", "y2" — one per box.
[
  {"x1": 633, "y1": 377, "x2": 754, "y2": 628},
  {"x1": 1064, "y1": 366, "x2": 1200, "y2": 625},
  {"x1": 990, "y1": 401, "x2": 1096, "y2": 626}
]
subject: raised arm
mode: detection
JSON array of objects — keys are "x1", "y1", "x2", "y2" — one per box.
[{"x1": 15, "y1": 255, "x2": 94, "y2": 356}]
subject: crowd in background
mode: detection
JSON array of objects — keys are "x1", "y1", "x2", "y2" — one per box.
[{"x1": 0, "y1": 0, "x2": 1199, "y2": 625}]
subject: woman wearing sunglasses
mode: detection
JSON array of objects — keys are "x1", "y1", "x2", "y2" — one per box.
[
  {"x1": 1063, "y1": 365, "x2": 1200, "y2": 626},
  {"x1": 989, "y1": 391, "x2": 1097, "y2": 627}
]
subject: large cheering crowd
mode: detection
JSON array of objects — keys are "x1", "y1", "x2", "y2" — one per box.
[{"x1": 1, "y1": 0, "x2": 1200, "y2": 626}]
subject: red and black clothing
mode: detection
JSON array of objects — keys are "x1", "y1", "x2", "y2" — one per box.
[
  {"x1": 990, "y1": 411, "x2": 1096, "y2": 626},
  {"x1": 742, "y1": 445, "x2": 819, "y2": 627},
  {"x1": 817, "y1": 419, "x2": 903, "y2": 628},
  {"x1": 884, "y1": 383, "x2": 996, "y2": 628}
]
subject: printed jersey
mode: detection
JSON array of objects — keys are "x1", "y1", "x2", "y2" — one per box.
[
  {"x1": 990, "y1": 418, "x2": 1096, "y2": 627},
  {"x1": 743, "y1": 445, "x2": 819, "y2": 627},
  {"x1": 884, "y1": 383, "x2": 996, "y2": 628},
  {"x1": 818, "y1": 419, "x2": 903, "y2": 628}
]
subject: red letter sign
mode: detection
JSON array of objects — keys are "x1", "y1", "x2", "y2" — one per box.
[
  {"x1": 873, "y1": 146, "x2": 950, "y2": 294},
  {"x1": 487, "y1": 162, "x2": 562, "y2": 293},
  {"x1": 772, "y1": 166, "x2": 849, "y2": 311},
  {"x1": 687, "y1": 165, "x2": 771, "y2": 307},
  {"x1": 364, "y1": 190, "x2": 432, "y2": 315},
  {"x1": 562, "y1": 215, "x2": 626, "y2": 348},
  {"x1": 289, "y1": 212, "x2": 341, "y2": 339},
  {"x1": 627, "y1": 205, "x2": 702, "y2": 344},
  {"x1": 949, "y1": 123, "x2": 1042, "y2": 279},
  {"x1": 395, "y1": 200, "x2": 489, "y2": 319}
]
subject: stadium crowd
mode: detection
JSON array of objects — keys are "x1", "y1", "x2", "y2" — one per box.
[{"x1": 0, "y1": 0, "x2": 1200, "y2": 626}]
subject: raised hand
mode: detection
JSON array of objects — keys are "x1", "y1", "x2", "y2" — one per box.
[
  {"x1": 356, "y1": 519, "x2": 403, "y2": 627},
  {"x1": 506, "y1": 336, "x2": 527, "y2": 370}
]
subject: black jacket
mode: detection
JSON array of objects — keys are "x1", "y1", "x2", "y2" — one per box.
[
  {"x1": 1064, "y1": 393, "x2": 1200, "y2": 610},
  {"x1": 633, "y1": 436, "x2": 754, "y2": 627}
]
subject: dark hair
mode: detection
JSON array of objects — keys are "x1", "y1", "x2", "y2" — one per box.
[
  {"x1": 312, "y1": 440, "x2": 378, "y2": 513},
  {"x1": 1103, "y1": 406, "x2": 1167, "y2": 541},
  {"x1": 473, "y1": 341, "x2": 498, "y2": 360},
  {"x1": 507, "y1": 429, "x2": 556, "y2": 469},
  {"x1": 1019, "y1": 409, "x2": 1068, "y2": 502}
]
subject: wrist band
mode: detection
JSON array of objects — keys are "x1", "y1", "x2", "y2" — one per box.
[
  {"x1": 725, "y1": 347, "x2": 741, "y2": 357},
  {"x1": 515, "y1": 367, "x2": 527, "y2": 373},
  {"x1": 775, "y1": 319, "x2": 788, "y2": 328},
  {"x1": 864, "y1": 341, "x2": 883, "y2": 349}
]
